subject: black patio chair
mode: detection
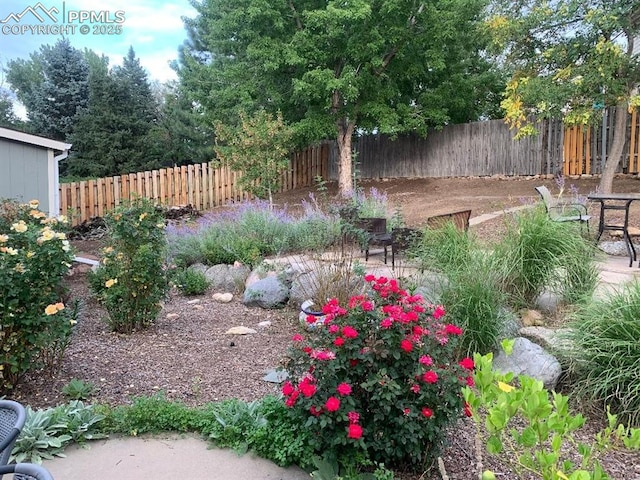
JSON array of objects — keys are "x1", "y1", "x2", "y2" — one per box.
[
  {"x1": 0, "y1": 463, "x2": 54, "y2": 480},
  {"x1": 357, "y1": 217, "x2": 392, "y2": 263},
  {"x1": 0, "y1": 400, "x2": 26, "y2": 467}
]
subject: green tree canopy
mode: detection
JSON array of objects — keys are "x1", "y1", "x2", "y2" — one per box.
[
  {"x1": 178, "y1": 0, "x2": 502, "y2": 195},
  {"x1": 6, "y1": 38, "x2": 89, "y2": 141},
  {"x1": 486, "y1": 0, "x2": 640, "y2": 193}
]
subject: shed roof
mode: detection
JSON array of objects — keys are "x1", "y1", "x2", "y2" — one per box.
[{"x1": 0, "y1": 127, "x2": 71, "y2": 152}]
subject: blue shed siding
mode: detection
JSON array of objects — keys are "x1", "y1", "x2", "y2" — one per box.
[{"x1": 0, "y1": 139, "x2": 50, "y2": 214}]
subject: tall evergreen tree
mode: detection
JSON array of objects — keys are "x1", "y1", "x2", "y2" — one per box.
[
  {"x1": 146, "y1": 82, "x2": 214, "y2": 167},
  {"x1": 67, "y1": 47, "x2": 158, "y2": 177},
  {"x1": 0, "y1": 88, "x2": 21, "y2": 128},
  {"x1": 6, "y1": 38, "x2": 89, "y2": 141}
]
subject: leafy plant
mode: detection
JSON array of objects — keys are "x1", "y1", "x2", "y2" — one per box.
[
  {"x1": 107, "y1": 393, "x2": 200, "y2": 435},
  {"x1": 214, "y1": 109, "x2": 294, "y2": 207},
  {"x1": 561, "y1": 281, "x2": 640, "y2": 426},
  {"x1": 464, "y1": 342, "x2": 640, "y2": 479},
  {"x1": 284, "y1": 275, "x2": 472, "y2": 472},
  {"x1": 12, "y1": 401, "x2": 106, "y2": 464},
  {"x1": 62, "y1": 378, "x2": 96, "y2": 400},
  {"x1": 174, "y1": 268, "x2": 210, "y2": 296},
  {"x1": 89, "y1": 198, "x2": 169, "y2": 333},
  {"x1": 0, "y1": 199, "x2": 75, "y2": 392}
]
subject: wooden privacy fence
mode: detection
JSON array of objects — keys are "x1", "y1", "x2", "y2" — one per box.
[
  {"x1": 563, "y1": 108, "x2": 640, "y2": 175},
  {"x1": 60, "y1": 143, "x2": 329, "y2": 225}
]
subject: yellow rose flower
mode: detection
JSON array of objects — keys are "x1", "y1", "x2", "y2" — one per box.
[
  {"x1": 62, "y1": 240, "x2": 71, "y2": 252},
  {"x1": 57, "y1": 215, "x2": 68, "y2": 224},
  {"x1": 55, "y1": 302, "x2": 65, "y2": 311},
  {"x1": 29, "y1": 210, "x2": 46, "y2": 219},
  {"x1": 56, "y1": 232, "x2": 67, "y2": 240},
  {"x1": 26, "y1": 251, "x2": 35, "y2": 258},
  {"x1": 44, "y1": 304, "x2": 58, "y2": 315},
  {"x1": 139, "y1": 213, "x2": 148, "y2": 221},
  {"x1": 14, "y1": 263, "x2": 25, "y2": 273},
  {"x1": 105, "y1": 278, "x2": 118, "y2": 288},
  {"x1": 3, "y1": 247, "x2": 18, "y2": 256},
  {"x1": 28, "y1": 200, "x2": 39, "y2": 209},
  {"x1": 0, "y1": 235, "x2": 8, "y2": 243},
  {"x1": 11, "y1": 221, "x2": 27, "y2": 233}
]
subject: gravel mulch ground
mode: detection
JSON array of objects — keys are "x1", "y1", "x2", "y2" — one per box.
[{"x1": 11, "y1": 175, "x2": 640, "y2": 479}]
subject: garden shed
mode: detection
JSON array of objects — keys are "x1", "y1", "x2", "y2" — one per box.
[{"x1": 0, "y1": 127, "x2": 71, "y2": 217}]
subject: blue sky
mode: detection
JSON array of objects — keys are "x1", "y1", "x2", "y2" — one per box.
[{"x1": 0, "y1": 0, "x2": 198, "y2": 84}]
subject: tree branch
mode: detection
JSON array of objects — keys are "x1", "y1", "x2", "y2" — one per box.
[
  {"x1": 376, "y1": 3, "x2": 424, "y2": 75},
  {"x1": 288, "y1": 0, "x2": 303, "y2": 30}
]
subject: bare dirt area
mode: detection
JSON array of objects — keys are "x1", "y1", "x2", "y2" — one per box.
[{"x1": 12, "y1": 174, "x2": 640, "y2": 480}]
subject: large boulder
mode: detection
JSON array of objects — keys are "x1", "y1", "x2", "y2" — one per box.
[
  {"x1": 492, "y1": 337, "x2": 562, "y2": 390},
  {"x1": 205, "y1": 263, "x2": 250, "y2": 293},
  {"x1": 243, "y1": 276, "x2": 289, "y2": 309}
]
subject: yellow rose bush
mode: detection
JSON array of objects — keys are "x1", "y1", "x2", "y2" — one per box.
[
  {"x1": 89, "y1": 198, "x2": 169, "y2": 333},
  {"x1": 0, "y1": 199, "x2": 77, "y2": 393}
]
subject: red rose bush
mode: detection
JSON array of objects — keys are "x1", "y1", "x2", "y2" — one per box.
[{"x1": 283, "y1": 275, "x2": 473, "y2": 470}]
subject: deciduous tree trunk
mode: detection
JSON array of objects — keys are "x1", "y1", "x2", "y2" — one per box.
[
  {"x1": 336, "y1": 117, "x2": 355, "y2": 198},
  {"x1": 599, "y1": 102, "x2": 628, "y2": 193}
]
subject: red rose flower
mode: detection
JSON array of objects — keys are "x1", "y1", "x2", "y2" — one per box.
[
  {"x1": 347, "y1": 411, "x2": 360, "y2": 424},
  {"x1": 336, "y1": 382, "x2": 352, "y2": 396},
  {"x1": 348, "y1": 423, "x2": 363, "y2": 439},
  {"x1": 292, "y1": 334, "x2": 304, "y2": 342},
  {"x1": 419, "y1": 355, "x2": 433, "y2": 366},
  {"x1": 465, "y1": 375, "x2": 475, "y2": 387},
  {"x1": 342, "y1": 325, "x2": 358, "y2": 339},
  {"x1": 299, "y1": 382, "x2": 317, "y2": 397},
  {"x1": 423, "y1": 370, "x2": 438, "y2": 384},
  {"x1": 444, "y1": 323, "x2": 462, "y2": 335},
  {"x1": 421, "y1": 407, "x2": 433, "y2": 418},
  {"x1": 400, "y1": 339, "x2": 413, "y2": 352},
  {"x1": 334, "y1": 337, "x2": 345, "y2": 347},
  {"x1": 328, "y1": 324, "x2": 339, "y2": 334},
  {"x1": 325, "y1": 396, "x2": 341, "y2": 412},
  {"x1": 410, "y1": 384, "x2": 420, "y2": 394},
  {"x1": 364, "y1": 274, "x2": 376, "y2": 282},
  {"x1": 433, "y1": 305, "x2": 446, "y2": 320},
  {"x1": 285, "y1": 390, "x2": 299, "y2": 407},
  {"x1": 459, "y1": 357, "x2": 475, "y2": 370},
  {"x1": 380, "y1": 318, "x2": 393, "y2": 329},
  {"x1": 362, "y1": 301, "x2": 374, "y2": 311},
  {"x1": 281, "y1": 381, "x2": 295, "y2": 396},
  {"x1": 310, "y1": 405, "x2": 322, "y2": 417}
]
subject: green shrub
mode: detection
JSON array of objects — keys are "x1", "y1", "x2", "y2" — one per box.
[
  {"x1": 493, "y1": 206, "x2": 599, "y2": 308},
  {"x1": 107, "y1": 393, "x2": 201, "y2": 435},
  {"x1": 0, "y1": 199, "x2": 76, "y2": 392},
  {"x1": 284, "y1": 275, "x2": 472, "y2": 472},
  {"x1": 465, "y1": 345, "x2": 640, "y2": 479},
  {"x1": 174, "y1": 268, "x2": 210, "y2": 296},
  {"x1": 249, "y1": 396, "x2": 315, "y2": 468},
  {"x1": 561, "y1": 281, "x2": 640, "y2": 426},
  {"x1": 90, "y1": 198, "x2": 169, "y2": 333}
]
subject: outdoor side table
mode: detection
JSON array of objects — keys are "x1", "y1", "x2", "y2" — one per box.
[{"x1": 587, "y1": 193, "x2": 640, "y2": 267}]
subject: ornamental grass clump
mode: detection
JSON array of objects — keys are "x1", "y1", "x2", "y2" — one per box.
[
  {"x1": 561, "y1": 281, "x2": 640, "y2": 426},
  {"x1": 0, "y1": 199, "x2": 76, "y2": 393},
  {"x1": 283, "y1": 275, "x2": 473, "y2": 472},
  {"x1": 90, "y1": 198, "x2": 169, "y2": 333}
]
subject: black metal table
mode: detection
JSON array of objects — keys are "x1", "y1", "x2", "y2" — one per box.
[{"x1": 587, "y1": 193, "x2": 640, "y2": 267}]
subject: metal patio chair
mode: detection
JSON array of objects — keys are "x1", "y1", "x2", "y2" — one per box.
[
  {"x1": 0, "y1": 463, "x2": 54, "y2": 480},
  {"x1": 535, "y1": 186, "x2": 590, "y2": 228},
  {"x1": 0, "y1": 400, "x2": 26, "y2": 467}
]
